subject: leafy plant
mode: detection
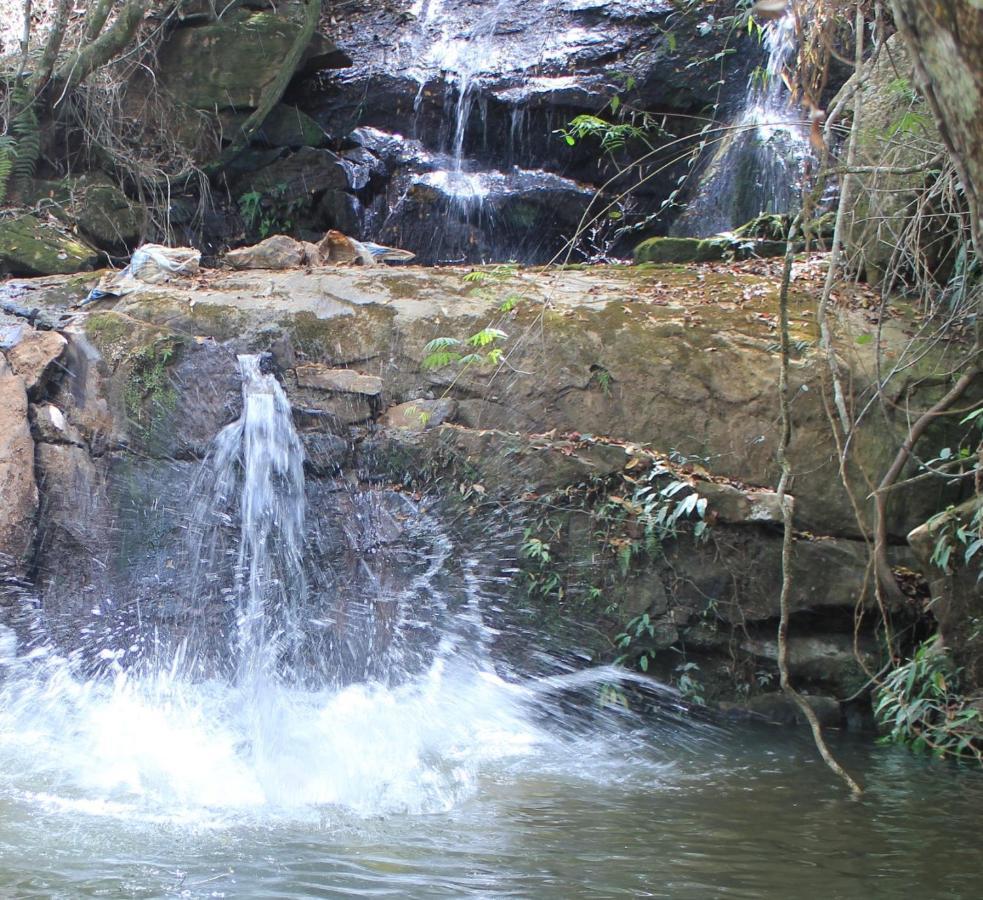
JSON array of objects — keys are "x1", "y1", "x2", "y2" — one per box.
[
  {"x1": 674, "y1": 660, "x2": 706, "y2": 705},
  {"x1": 615, "y1": 613, "x2": 660, "y2": 672},
  {"x1": 874, "y1": 635, "x2": 982, "y2": 762},
  {"x1": 422, "y1": 327, "x2": 508, "y2": 370},
  {"x1": 520, "y1": 526, "x2": 563, "y2": 601}
]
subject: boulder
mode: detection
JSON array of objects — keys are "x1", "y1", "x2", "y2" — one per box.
[
  {"x1": 295, "y1": 365, "x2": 383, "y2": 396},
  {"x1": 0, "y1": 358, "x2": 38, "y2": 565},
  {"x1": 240, "y1": 147, "x2": 351, "y2": 201},
  {"x1": 633, "y1": 235, "x2": 788, "y2": 265},
  {"x1": 838, "y1": 34, "x2": 945, "y2": 284},
  {"x1": 4, "y1": 328, "x2": 67, "y2": 397},
  {"x1": 225, "y1": 234, "x2": 308, "y2": 269},
  {"x1": 155, "y1": 9, "x2": 333, "y2": 110},
  {"x1": 0, "y1": 215, "x2": 101, "y2": 276},
  {"x1": 255, "y1": 104, "x2": 326, "y2": 148},
  {"x1": 381, "y1": 398, "x2": 457, "y2": 432},
  {"x1": 29, "y1": 176, "x2": 144, "y2": 251}
]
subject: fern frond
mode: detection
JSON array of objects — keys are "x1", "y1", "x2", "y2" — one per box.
[
  {"x1": 0, "y1": 136, "x2": 15, "y2": 206},
  {"x1": 422, "y1": 351, "x2": 462, "y2": 370},
  {"x1": 423, "y1": 336, "x2": 462, "y2": 354},
  {"x1": 467, "y1": 327, "x2": 507, "y2": 348}
]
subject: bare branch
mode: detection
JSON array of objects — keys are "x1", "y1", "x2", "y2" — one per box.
[
  {"x1": 30, "y1": 0, "x2": 73, "y2": 93},
  {"x1": 53, "y1": 1, "x2": 149, "y2": 95}
]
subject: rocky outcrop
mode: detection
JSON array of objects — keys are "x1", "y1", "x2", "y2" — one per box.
[
  {"x1": 0, "y1": 259, "x2": 972, "y2": 712},
  {"x1": 28, "y1": 176, "x2": 145, "y2": 254},
  {"x1": 0, "y1": 357, "x2": 37, "y2": 567}
]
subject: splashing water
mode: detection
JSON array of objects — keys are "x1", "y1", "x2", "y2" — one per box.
[{"x1": 0, "y1": 354, "x2": 696, "y2": 830}]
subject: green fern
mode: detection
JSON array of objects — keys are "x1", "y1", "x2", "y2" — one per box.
[
  {"x1": 0, "y1": 136, "x2": 15, "y2": 205},
  {"x1": 8, "y1": 84, "x2": 41, "y2": 189}
]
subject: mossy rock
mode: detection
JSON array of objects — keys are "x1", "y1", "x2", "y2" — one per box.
[
  {"x1": 634, "y1": 234, "x2": 791, "y2": 265},
  {"x1": 29, "y1": 176, "x2": 144, "y2": 251},
  {"x1": 156, "y1": 10, "x2": 312, "y2": 110},
  {"x1": 0, "y1": 214, "x2": 101, "y2": 276},
  {"x1": 632, "y1": 236, "x2": 726, "y2": 264}
]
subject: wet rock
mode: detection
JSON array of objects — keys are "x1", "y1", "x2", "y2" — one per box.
[
  {"x1": 316, "y1": 190, "x2": 364, "y2": 235},
  {"x1": 165, "y1": 342, "x2": 243, "y2": 457},
  {"x1": 301, "y1": 431, "x2": 351, "y2": 476},
  {"x1": 381, "y1": 398, "x2": 457, "y2": 432},
  {"x1": 29, "y1": 403, "x2": 85, "y2": 447},
  {"x1": 4, "y1": 328, "x2": 67, "y2": 397},
  {"x1": 0, "y1": 215, "x2": 101, "y2": 277},
  {"x1": 295, "y1": 365, "x2": 383, "y2": 396},
  {"x1": 0, "y1": 358, "x2": 38, "y2": 565}
]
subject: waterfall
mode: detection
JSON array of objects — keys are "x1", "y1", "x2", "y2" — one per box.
[
  {"x1": 204, "y1": 355, "x2": 307, "y2": 686},
  {"x1": 672, "y1": 14, "x2": 811, "y2": 236}
]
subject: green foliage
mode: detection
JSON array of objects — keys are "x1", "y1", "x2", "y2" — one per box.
[
  {"x1": 597, "y1": 459, "x2": 711, "y2": 558},
  {"x1": 0, "y1": 136, "x2": 14, "y2": 205},
  {"x1": 520, "y1": 526, "x2": 563, "y2": 601},
  {"x1": 421, "y1": 327, "x2": 508, "y2": 370},
  {"x1": 557, "y1": 113, "x2": 665, "y2": 156},
  {"x1": 874, "y1": 635, "x2": 982, "y2": 763},
  {"x1": 123, "y1": 338, "x2": 181, "y2": 443},
  {"x1": 615, "y1": 613, "x2": 659, "y2": 672},
  {"x1": 237, "y1": 183, "x2": 301, "y2": 238},
  {"x1": 674, "y1": 660, "x2": 706, "y2": 705},
  {"x1": 930, "y1": 502, "x2": 983, "y2": 579},
  {"x1": 1, "y1": 83, "x2": 41, "y2": 201}
]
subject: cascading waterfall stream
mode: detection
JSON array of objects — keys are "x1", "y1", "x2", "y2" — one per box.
[
  {"x1": 208, "y1": 355, "x2": 307, "y2": 688},
  {"x1": 0, "y1": 353, "x2": 696, "y2": 827},
  {"x1": 673, "y1": 13, "x2": 811, "y2": 236}
]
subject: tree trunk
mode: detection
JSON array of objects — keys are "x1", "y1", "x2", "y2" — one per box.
[{"x1": 890, "y1": 1, "x2": 983, "y2": 254}]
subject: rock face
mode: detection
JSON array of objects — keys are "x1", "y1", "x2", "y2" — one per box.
[
  {"x1": 282, "y1": 0, "x2": 761, "y2": 262},
  {"x1": 0, "y1": 260, "x2": 972, "y2": 713}
]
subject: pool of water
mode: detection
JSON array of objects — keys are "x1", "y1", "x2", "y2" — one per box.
[{"x1": 1, "y1": 653, "x2": 980, "y2": 900}]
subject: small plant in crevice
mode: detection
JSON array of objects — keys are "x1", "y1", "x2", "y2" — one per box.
[
  {"x1": 520, "y1": 526, "x2": 564, "y2": 602},
  {"x1": 123, "y1": 338, "x2": 182, "y2": 442},
  {"x1": 873, "y1": 635, "x2": 982, "y2": 763}
]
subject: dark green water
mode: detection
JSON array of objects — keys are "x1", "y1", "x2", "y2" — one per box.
[{"x1": 2, "y1": 713, "x2": 980, "y2": 899}]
